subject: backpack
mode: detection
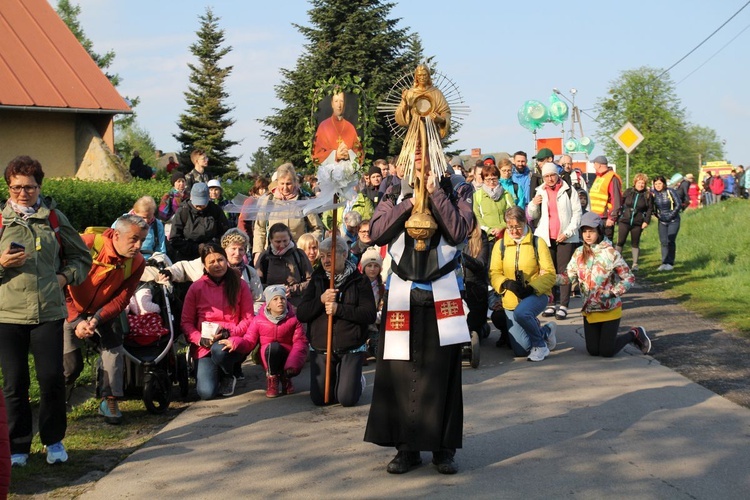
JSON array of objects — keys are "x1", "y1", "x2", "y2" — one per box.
[
  {"x1": 260, "y1": 248, "x2": 305, "y2": 284},
  {"x1": 0, "y1": 206, "x2": 63, "y2": 258},
  {"x1": 84, "y1": 229, "x2": 133, "y2": 280},
  {"x1": 158, "y1": 192, "x2": 176, "y2": 221}
]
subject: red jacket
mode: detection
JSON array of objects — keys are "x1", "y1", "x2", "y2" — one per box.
[
  {"x1": 181, "y1": 274, "x2": 255, "y2": 359},
  {"x1": 65, "y1": 229, "x2": 145, "y2": 323},
  {"x1": 233, "y1": 307, "x2": 308, "y2": 374}
]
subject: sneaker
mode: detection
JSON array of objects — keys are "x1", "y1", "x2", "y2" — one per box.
[
  {"x1": 545, "y1": 322, "x2": 557, "y2": 351},
  {"x1": 542, "y1": 306, "x2": 556, "y2": 317},
  {"x1": 98, "y1": 397, "x2": 122, "y2": 425},
  {"x1": 266, "y1": 375, "x2": 279, "y2": 398},
  {"x1": 220, "y1": 375, "x2": 237, "y2": 397},
  {"x1": 631, "y1": 264, "x2": 639, "y2": 272},
  {"x1": 281, "y1": 376, "x2": 295, "y2": 395},
  {"x1": 233, "y1": 362, "x2": 245, "y2": 381},
  {"x1": 45, "y1": 441, "x2": 68, "y2": 465},
  {"x1": 527, "y1": 345, "x2": 550, "y2": 362},
  {"x1": 663, "y1": 264, "x2": 674, "y2": 271},
  {"x1": 11, "y1": 453, "x2": 28, "y2": 467},
  {"x1": 657, "y1": 264, "x2": 667, "y2": 271},
  {"x1": 555, "y1": 307, "x2": 568, "y2": 320},
  {"x1": 632, "y1": 327, "x2": 652, "y2": 354}
]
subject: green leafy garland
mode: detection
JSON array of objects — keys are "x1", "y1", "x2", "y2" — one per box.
[{"x1": 304, "y1": 75, "x2": 376, "y2": 174}]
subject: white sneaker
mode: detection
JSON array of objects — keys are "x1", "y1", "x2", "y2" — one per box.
[
  {"x1": 527, "y1": 345, "x2": 550, "y2": 362},
  {"x1": 657, "y1": 264, "x2": 666, "y2": 271},
  {"x1": 45, "y1": 442, "x2": 68, "y2": 464},
  {"x1": 663, "y1": 264, "x2": 674, "y2": 271},
  {"x1": 545, "y1": 322, "x2": 557, "y2": 351}
]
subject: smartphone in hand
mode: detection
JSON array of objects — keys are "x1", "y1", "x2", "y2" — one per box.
[{"x1": 8, "y1": 242, "x2": 25, "y2": 254}]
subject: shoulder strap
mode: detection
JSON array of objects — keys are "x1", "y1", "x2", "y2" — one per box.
[
  {"x1": 91, "y1": 234, "x2": 133, "y2": 280},
  {"x1": 501, "y1": 235, "x2": 538, "y2": 261}
]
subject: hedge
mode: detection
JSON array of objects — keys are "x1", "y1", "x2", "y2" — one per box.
[{"x1": 0, "y1": 178, "x2": 253, "y2": 231}]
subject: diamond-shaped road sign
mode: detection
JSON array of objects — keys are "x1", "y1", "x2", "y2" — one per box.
[{"x1": 613, "y1": 122, "x2": 644, "y2": 154}]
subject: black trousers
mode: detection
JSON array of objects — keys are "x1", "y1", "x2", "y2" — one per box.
[
  {"x1": 309, "y1": 350, "x2": 363, "y2": 407},
  {"x1": 263, "y1": 341, "x2": 289, "y2": 376},
  {"x1": 583, "y1": 317, "x2": 634, "y2": 357},
  {"x1": 0, "y1": 320, "x2": 66, "y2": 454}
]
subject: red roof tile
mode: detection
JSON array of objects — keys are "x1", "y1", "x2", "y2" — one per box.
[{"x1": 0, "y1": 0, "x2": 130, "y2": 112}]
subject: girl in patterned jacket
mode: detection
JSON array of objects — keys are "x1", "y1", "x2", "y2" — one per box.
[{"x1": 558, "y1": 211, "x2": 651, "y2": 357}]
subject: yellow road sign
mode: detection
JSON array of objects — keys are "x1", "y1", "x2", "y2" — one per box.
[{"x1": 614, "y1": 122, "x2": 644, "y2": 154}]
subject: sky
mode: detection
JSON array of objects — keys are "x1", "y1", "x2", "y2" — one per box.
[{"x1": 58, "y1": 0, "x2": 750, "y2": 171}]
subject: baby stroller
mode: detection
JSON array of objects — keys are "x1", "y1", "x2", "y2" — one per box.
[{"x1": 122, "y1": 266, "x2": 189, "y2": 414}]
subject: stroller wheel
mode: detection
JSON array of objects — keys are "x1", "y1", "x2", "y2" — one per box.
[
  {"x1": 143, "y1": 370, "x2": 172, "y2": 414},
  {"x1": 470, "y1": 331, "x2": 480, "y2": 369},
  {"x1": 176, "y1": 354, "x2": 190, "y2": 398}
]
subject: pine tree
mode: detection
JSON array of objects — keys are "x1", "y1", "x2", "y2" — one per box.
[
  {"x1": 261, "y1": 0, "x2": 414, "y2": 171},
  {"x1": 174, "y1": 8, "x2": 240, "y2": 176}
]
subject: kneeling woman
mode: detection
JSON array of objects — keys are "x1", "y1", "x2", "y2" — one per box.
[
  {"x1": 296, "y1": 237, "x2": 376, "y2": 406},
  {"x1": 181, "y1": 243, "x2": 255, "y2": 399},
  {"x1": 558, "y1": 212, "x2": 651, "y2": 357}
]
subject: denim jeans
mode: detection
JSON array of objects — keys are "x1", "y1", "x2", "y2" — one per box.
[
  {"x1": 657, "y1": 219, "x2": 680, "y2": 265},
  {"x1": 505, "y1": 293, "x2": 551, "y2": 355},
  {"x1": 195, "y1": 342, "x2": 244, "y2": 400}
]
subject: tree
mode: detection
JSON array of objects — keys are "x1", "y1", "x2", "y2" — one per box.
[
  {"x1": 115, "y1": 122, "x2": 158, "y2": 171},
  {"x1": 173, "y1": 8, "x2": 240, "y2": 177},
  {"x1": 594, "y1": 66, "x2": 724, "y2": 179},
  {"x1": 685, "y1": 125, "x2": 725, "y2": 168},
  {"x1": 246, "y1": 147, "x2": 276, "y2": 179},
  {"x1": 260, "y1": 0, "x2": 414, "y2": 171}
]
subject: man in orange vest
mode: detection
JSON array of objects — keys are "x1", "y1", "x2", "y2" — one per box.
[{"x1": 588, "y1": 156, "x2": 622, "y2": 241}]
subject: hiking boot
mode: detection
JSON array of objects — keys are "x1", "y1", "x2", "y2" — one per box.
[
  {"x1": 11, "y1": 453, "x2": 28, "y2": 467},
  {"x1": 45, "y1": 442, "x2": 68, "y2": 465},
  {"x1": 280, "y1": 376, "x2": 294, "y2": 395},
  {"x1": 632, "y1": 327, "x2": 652, "y2": 354},
  {"x1": 220, "y1": 375, "x2": 237, "y2": 397},
  {"x1": 432, "y1": 450, "x2": 458, "y2": 475},
  {"x1": 387, "y1": 451, "x2": 422, "y2": 474},
  {"x1": 99, "y1": 397, "x2": 122, "y2": 425},
  {"x1": 545, "y1": 322, "x2": 557, "y2": 351},
  {"x1": 527, "y1": 345, "x2": 550, "y2": 362},
  {"x1": 266, "y1": 375, "x2": 279, "y2": 398}
]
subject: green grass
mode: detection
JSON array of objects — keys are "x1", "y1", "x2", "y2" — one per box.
[{"x1": 625, "y1": 198, "x2": 750, "y2": 334}]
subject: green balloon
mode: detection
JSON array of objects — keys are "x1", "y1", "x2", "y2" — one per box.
[{"x1": 549, "y1": 100, "x2": 569, "y2": 124}]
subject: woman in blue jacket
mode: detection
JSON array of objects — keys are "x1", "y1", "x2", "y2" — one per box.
[{"x1": 652, "y1": 175, "x2": 682, "y2": 271}]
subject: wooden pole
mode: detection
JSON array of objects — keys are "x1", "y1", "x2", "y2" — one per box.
[{"x1": 324, "y1": 194, "x2": 338, "y2": 404}]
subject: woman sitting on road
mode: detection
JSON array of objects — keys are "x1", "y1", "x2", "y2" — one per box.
[
  {"x1": 557, "y1": 211, "x2": 651, "y2": 357},
  {"x1": 489, "y1": 206, "x2": 557, "y2": 362},
  {"x1": 296, "y1": 236, "x2": 376, "y2": 407},
  {"x1": 181, "y1": 243, "x2": 254, "y2": 399},
  {"x1": 615, "y1": 173, "x2": 653, "y2": 272}
]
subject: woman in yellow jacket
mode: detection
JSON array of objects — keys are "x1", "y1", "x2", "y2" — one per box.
[{"x1": 490, "y1": 206, "x2": 557, "y2": 362}]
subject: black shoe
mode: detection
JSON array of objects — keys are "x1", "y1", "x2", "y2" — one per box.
[
  {"x1": 386, "y1": 451, "x2": 422, "y2": 474},
  {"x1": 432, "y1": 450, "x2": 458, "y2": 474}
]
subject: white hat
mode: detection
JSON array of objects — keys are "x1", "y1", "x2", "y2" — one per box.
[
  {"x1": 541, "y1": 163, "x2": 558, "y2": 177},
  {"x1": 207, "y1": 179, "x2": 222, "y2": 189},
  {"x1": 360, "y1": 247, "x2": 383, "y2": 269}
]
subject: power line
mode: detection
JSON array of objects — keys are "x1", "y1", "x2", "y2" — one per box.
[
  {"x1": 676, "y1": 23, "x2": 750, "y2": 85},
  {"x1": 657, "y1": 0, "x2": 750, "y2": 79}
]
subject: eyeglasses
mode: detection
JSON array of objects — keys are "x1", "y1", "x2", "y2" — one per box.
[
  {"x1": 483, "y1": 176, "x2": 499, "y2": 183},
  {"x1": 8, "y1": 185, "x2": 39, "y2": 194},
  {"x1": 506, "y1": 225, "x2": 524, "y2": 232},
  {"x1": 358, "y1": 229, "x2": 369, "y2": 235}
]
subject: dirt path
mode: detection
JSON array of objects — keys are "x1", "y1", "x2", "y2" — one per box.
[{"x1": 623, "y1": 282, "x2": 750, "y2": 409}]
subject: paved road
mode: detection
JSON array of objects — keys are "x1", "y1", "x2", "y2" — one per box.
[{"x1": 79, "y1": 287, "x2": 750, "y2": 499}]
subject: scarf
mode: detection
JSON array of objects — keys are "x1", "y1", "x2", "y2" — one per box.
[
  {"x1": 325, "y1": 259, "x2": 356, "y2": 289},
  {"x1": 482, "y1": 183, "x2": 504, "y2": 201},
  {"x1": 9, "y1": 199, "x2": 39, "y2": 219},
  {"x1": 272, "y1": 187, "x2": 299, "y2": 201},
  {"x1": 499, "y1": 177, "x2": 515, "y2": 195},
  {"x1": 263, "y1": 304, "x2": 288, "y2": 325},
  {"x1": 271, "y1": 240, "x2": 295, "y2": 257}
]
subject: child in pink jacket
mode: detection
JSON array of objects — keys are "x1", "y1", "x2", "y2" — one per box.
[{"x1": 236, "y1": 285, "x2": 308, "y2": 397}]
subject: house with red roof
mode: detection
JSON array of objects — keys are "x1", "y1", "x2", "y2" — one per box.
[{"x1": 0, "y1": 0, "x2": 131, "y2": 179}]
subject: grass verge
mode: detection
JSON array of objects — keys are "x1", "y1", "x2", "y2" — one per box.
[{"x1": 625, "y1": 198, "x2": 750, "y2": 334}]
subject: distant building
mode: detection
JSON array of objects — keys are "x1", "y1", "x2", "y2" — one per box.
[{"x1": 0, "y1": 0, "x2": 132, "y2": 180}]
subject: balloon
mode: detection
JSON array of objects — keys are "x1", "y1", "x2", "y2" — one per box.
[
  {"x1": 579, "y1": 136, "x2": 595, "y2": 154},
  {"x1": 564, "y1": 138, "x2": 579, "y2": 153},
  {"x1": 548, "y1": 94, "x2": 569, "y2": 124},
  {"x1": 517, "y1": 100, "x2": 548, "y2": 132}
]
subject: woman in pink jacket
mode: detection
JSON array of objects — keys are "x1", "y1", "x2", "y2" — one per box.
[
  {"x1": 181, "y1": 243, "x2": 254, "y2": 399},
  {"x1": 229, "y1": 285, "x2": 308, "y2": 398}
]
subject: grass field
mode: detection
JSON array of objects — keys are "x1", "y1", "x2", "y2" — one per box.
[{"x1": 624, "y1": 197, "x2": 750, "y2": 334}]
